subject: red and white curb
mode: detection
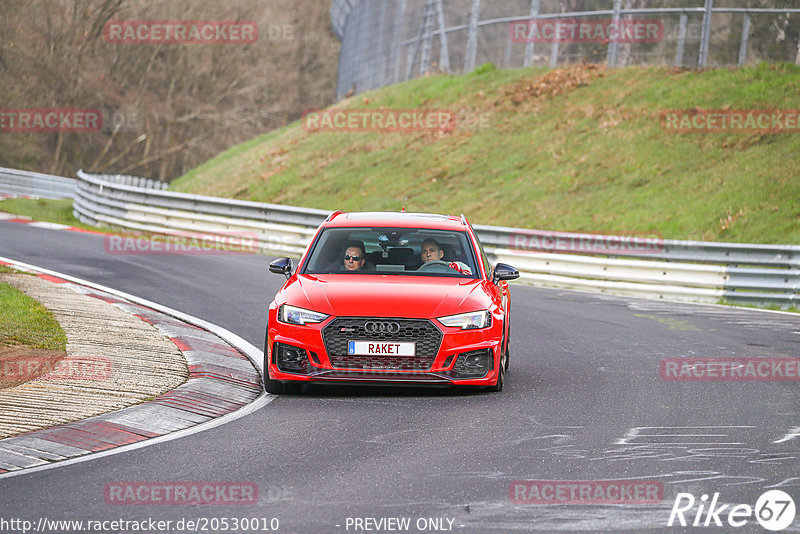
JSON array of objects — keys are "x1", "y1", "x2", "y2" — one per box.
[
  {"x1": 0, "y1": 257, "x2": 270, "y2": 479},
  {"x1": 0, "y1": 211, "x2": 107, "y2": 235}
]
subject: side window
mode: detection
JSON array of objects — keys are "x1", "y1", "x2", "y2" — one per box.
[{"x1": 470, "y1": 226, "x2": 492, "y2": 279}]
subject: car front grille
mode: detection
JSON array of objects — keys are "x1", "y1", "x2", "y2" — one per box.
[
  {"x1": 329, "y1": 355, "x2": 434, "y2": 370},
  {"x1": 322, "y1": 317, "x2": 443, "y2": 371}
]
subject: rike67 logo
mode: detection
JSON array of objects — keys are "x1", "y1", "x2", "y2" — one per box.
[{"x1": 668, "y1": 490, "x2": 796, "y2": 531}]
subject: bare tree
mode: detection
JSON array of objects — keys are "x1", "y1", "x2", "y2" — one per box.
[{"x1": 0, "y1": 0, "x2": 340, "y2": 181}]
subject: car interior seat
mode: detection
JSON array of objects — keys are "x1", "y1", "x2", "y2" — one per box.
[{"x1": 440, "y1": 244, "x2": 457, "y2": 262}]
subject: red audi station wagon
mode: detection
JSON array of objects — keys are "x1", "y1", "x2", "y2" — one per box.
[{"x1": 264, "y1": 211, "x2": 519, "y2": 394}]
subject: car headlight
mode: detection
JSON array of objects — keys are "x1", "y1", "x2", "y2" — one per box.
[
  {"x1": 437, "y1": 310, "x2": 491, "y2": 330},
  {"x1": 279, "y1": 304, "x2": 329, "y2": 325}
]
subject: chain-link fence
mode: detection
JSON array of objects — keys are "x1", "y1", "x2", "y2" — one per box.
[{"x1": 331, "y1": 0, "x2": 800, "y2": 100}]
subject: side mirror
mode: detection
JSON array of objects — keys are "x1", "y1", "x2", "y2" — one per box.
[
  {"x1": 492, "y1": 263, "x2": 519, "y2": 283},
  {"x1": 269, "y1": 257, "x2": 293, "y2": 279}
]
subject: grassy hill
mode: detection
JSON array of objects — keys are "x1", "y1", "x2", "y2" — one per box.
[{"x1": 170, "y1": 62, "x2": 800, "y2": 244}]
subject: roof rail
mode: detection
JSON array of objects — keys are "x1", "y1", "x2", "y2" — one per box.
[
  {"x1": 460, "y1": 213, "x2": 468, "y2": 226},
  {"x1": 326, "y1": 210, "x2": 344, "y2": 222}
]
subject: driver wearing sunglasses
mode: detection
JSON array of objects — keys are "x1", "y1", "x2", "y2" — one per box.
[{"x1": 342, "y1": 242, "x2": 367, "y2": 271}]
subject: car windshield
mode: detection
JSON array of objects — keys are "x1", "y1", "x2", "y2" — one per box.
[{"x1": 302, "y1": 227, "x2": 480, "y2": 278}]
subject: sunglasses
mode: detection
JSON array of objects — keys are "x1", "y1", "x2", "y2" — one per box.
[{"x1": 344, "y1": 255, "x2": 362, "y2": 261}]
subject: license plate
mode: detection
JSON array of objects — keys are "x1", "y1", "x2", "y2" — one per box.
[{"x1": 348, "y1": 341, "x2": 416, "y2": 356}]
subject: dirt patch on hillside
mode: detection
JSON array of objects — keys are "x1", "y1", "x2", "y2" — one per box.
[{"x1": 498, "y1": 63, "x2": 606, "y2": 110}]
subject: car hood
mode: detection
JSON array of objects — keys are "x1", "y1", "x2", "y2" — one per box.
[{"x1": 279, "y1": 274, "x2": 492, "y2": 318}]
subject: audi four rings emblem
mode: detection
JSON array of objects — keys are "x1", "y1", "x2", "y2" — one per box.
[{"x1": 364, "y1": 321, "x2": 401, "y2": 334}]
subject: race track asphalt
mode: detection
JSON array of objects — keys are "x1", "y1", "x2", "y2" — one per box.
[{"x1": 1, "y1": 220, "x2": 799, "y2": 533}]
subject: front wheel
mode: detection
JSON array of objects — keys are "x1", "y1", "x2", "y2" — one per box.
[
  {"x1": 487, "y1": 351, "x2": 505, "y2": 392},
  {"x1": 264, "y1": 333, "x2": 303, "y2": 394},
  {"x1": 264, "y1": 377, "x2": 303, "y2": 394},
  {"x1": 504, "y1": 322, "x2": 511, "y2": 371}
]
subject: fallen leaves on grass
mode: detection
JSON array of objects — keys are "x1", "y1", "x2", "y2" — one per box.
[{"x1": 503, "y1": 63, "x2": 606, "y2": 106}]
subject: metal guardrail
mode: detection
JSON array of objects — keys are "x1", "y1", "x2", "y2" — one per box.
[
  {"x1": 0, "y1": 167, "x2": 77, "y2": 199},
  {"x1": 79, "y1": 172, "x2": 169, "y2": 191},
  {"x1": 473, "y1": 225, "x2": 800, "y2": 268},
  {"x1": 0, "y1": 168, "x2": 168, "y2": 200},
  {"x1": 69, "y1": 171, "x2": 799, "y2": 310},
  {"x1": 74, "y1": 170, "x2": 328, "y2": 257}
]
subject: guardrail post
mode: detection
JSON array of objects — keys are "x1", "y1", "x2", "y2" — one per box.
[
  {"x1": 523, "y1": 0, "x2": 540, "y2": 68},
  {"x1": 796, "y1": 38, "x2": 800, "y2": 65},
  {"x1": 353, "y1": 5, "x2": 366, "y2": 86},
  {"x1": 391, "y1": 0, "x2": 406, "y2": 84},
  {"x1": 377, "y1": 0, "x2": 388, "y2": 85},
  {"x1": 405, "y1": 13, "x2": 425, "y2": 81},
  {"x1": 607, "y1": 0, "x2": 623, "y2": 68},
  {"x1": 504, "y1": 30, "x2": 513, "y2": 67},
  {"x1": 738, "y1": 13, "x2": 750, "y2": 66},
  {"x1": 675, "y1": 13, "x2": 687, "y2": 67},
  {"x1": 419, "y1": 0, "x2": 436, "y2": 75},
  {"x1": 464, "y1": 0, "x2": 481, "y2": 72},
  {"x1": 436, "y1": 0, "x2": 450, "y2": 72},
  {"x1": 549, "y1": 40, "x2": 559, "y2": 68},
  {"x1": 698, "y1": 0, "x2": 713, "y2": 68},
  {"x1": 405, "y1": 36, "x2": 418, "y2": 81}
]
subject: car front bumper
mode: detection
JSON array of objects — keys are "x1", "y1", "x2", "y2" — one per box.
[{"x1": 266, "y1": 312, "x2": 503, "y2": 387}]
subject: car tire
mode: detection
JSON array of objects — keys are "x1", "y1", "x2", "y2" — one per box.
[
  {"x1": 488, "y1": 351, "x2": 505, "y2": 392},
  {"x1": 504, "y1": 323, "x2": 511, "y2": 371},
  {"x1": 263, "y1": 377, "x2": 303, "y2": 394},
  {"x1": 263, "y1": 377, "x2": 282, "y2": 394},
  {"x1": 263, "y1": 335, "x2": 303, "y2": 394},
  {"x1": 504, "y1": 294, "x2": 512, "y2": 371}
]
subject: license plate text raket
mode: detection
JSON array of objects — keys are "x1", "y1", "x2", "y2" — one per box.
[{"x1": 348, "y1": 341, "x2": 416, "y2": 356}]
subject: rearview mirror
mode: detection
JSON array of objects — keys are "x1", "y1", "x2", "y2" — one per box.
[
  {"x1": 269, "y1": 257, "x2": 293, "y2": 279},
  {"x1": 492, "y1": 263, "x2": 519, "y2": 283}
]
